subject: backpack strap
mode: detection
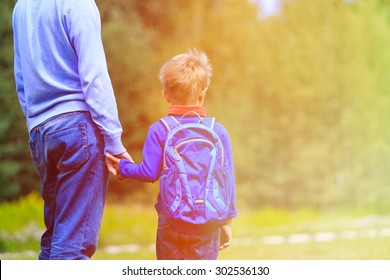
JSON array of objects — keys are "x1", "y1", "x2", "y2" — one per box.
[
  {"x1": 202, "y1": 117, "x2": 216, "y2": 130},
  {"x1": 160, "y1": 115, "x2": 215, "y2": 131},
  {"x1": 160, "y1": 116, "x2": 180, "y2": 132}
]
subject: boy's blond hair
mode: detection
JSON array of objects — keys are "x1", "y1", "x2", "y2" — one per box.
[{"x1": 159, "y1": 49, "x2": 212, "y2": 105}]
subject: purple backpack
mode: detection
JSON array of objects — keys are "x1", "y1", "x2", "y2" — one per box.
[{"x1": 159, "y1": 112, "x2": 233, "y2": 226}]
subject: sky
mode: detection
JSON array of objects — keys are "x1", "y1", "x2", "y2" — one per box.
[
  {"x1": 255, "y1": 0, "x2": 281, "y2": 19},
  {"x1": 254, "y1": 0, "x2": 356, "y2": 19}
]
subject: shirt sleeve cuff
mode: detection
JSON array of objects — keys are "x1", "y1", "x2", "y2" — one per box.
[{"x1": 103, "y1": 134, "x2": 126, "y2": 155}]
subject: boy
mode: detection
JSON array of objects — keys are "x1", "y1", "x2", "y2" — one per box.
[{"x1": 106, "y1": 49, "x2": 237, "y2": 260}]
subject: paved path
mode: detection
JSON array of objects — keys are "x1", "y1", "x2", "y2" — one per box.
[
  {"x1": 2, "y1": 227, "x2": 390, "y2": 258},
  {"x1": 102, "y1": 227, "x2": 390, "y2": 254}
]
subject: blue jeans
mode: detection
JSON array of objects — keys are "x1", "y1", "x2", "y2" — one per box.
[
  {"x1": 156, "y1": 214, "x2": 220, "y2": 260},
  {"x1": 28, "y1": 111, "x2": 108, "y2": 260}
]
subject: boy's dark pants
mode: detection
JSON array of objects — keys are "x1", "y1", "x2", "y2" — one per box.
[{"x1": 156, "y1": 213, "x2": 220, "y2": 260}]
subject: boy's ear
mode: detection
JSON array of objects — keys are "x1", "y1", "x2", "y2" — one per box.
[
  {"x1": 162, "y1": 89, "x2": 170, "y2": 103},
  {"x1": 199, "y1": 87, "x2": 208, "y2": 102}
]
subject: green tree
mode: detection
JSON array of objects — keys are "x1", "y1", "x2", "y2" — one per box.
[
  {"x1": 2, "y1": 0, "x2": 390, "y2": 212},
  {"x1": 0, "y1": 0, "x2": 39, "y2": 200},
  {"x1": 237, "y1": 0, "x2": 390, "y2": 210},
  {"x1": 95, "y1": 0, "x2": 390, "y2": 211}
]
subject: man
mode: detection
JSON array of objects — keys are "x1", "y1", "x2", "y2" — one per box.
[{"x1": 12, "y1": 0, "x2": 130, "y2": 259}]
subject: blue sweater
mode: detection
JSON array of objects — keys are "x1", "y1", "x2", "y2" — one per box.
[{"x1": 12, "y1": 0, "x2": 125, "y2": 155}]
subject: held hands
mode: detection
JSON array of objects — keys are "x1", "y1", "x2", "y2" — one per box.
[
  {"x1": 219, "y1": 219, "x2": 233, "y2": 250},
  {"x1": 105, "y1": 152, "x2": 133, "y2": 176}
]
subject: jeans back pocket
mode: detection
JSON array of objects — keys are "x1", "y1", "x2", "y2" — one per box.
[{"x1": 45, "y1": 123, "x2": 89, "y2": 171}]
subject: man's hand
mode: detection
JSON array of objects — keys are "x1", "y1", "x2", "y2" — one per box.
[
  {"x1": 119, "y1": 152, "x2": 133, "y2": 162},
  {"x1": 105, "y1": 152, "x2": 133, "y2": 176}
]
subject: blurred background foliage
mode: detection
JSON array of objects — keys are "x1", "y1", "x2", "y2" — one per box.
[{"x1": 1, "y1": 0, "x2": 390, "y2": 212}]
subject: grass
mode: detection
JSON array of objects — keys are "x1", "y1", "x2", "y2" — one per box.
[
  {"x1": 99, "y1": 202, "x2": 157, "y2": 246},
  {"x1": 1, "y1": 193, "x2": 390, "y2": 260},
  {"x1": 0, "y1": 193, "x2": 43, "y2": 253},
  {"x1": 221, "y1": 237, "x2": 390, "y2": 260},
  {"x1": 93, "y1": 237, "x2": 390, "y2": 260}
]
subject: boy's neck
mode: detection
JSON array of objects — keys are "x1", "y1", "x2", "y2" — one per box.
[{"x1": 168, "y1": 105, "x2": 207, "y2": 117}]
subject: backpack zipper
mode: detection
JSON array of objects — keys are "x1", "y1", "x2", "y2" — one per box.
[
  {"x1": 174, "y1": 138, "x2": 215, "y2": 161},
  {"x1": 176, "y1": 138, "x2": 214, "y2": 150},
  {"x1": 173, "y1": 148, "x2": 180, "y2": 161},
  {"x1": 163, "y1": 125, "x2": 225, "y2": 168}
]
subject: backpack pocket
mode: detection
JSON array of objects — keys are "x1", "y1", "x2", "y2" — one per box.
[
  {"x1": 207, "y1": 164, "x2": 233, "y2": 218},
  {"x1": 160, "y1": 166, "x2": 182, "y2": 218}
]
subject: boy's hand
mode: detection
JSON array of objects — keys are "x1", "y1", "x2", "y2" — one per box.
[
  {"x1": 119, "y1": 152, "x2": 134, "y2": 163},
  {"x1": 105, "y1": 153, "x2": 127, "y2": 176},
  {"x1": 219, "y1": 220, "x2": 232, "y2": 250}
]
